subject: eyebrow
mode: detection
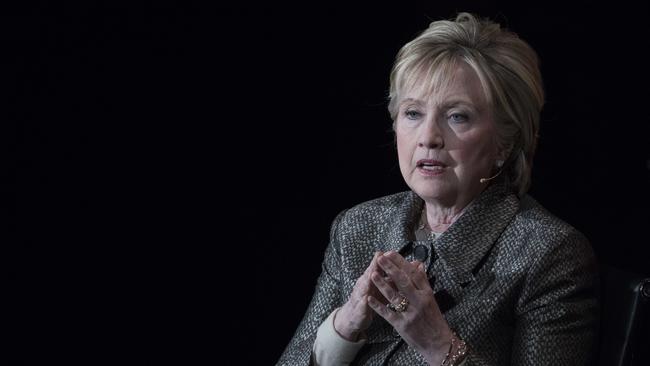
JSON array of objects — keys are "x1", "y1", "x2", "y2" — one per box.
[
  {"x1": 398, "y1": 98, "x2": 428, "y2": 109},
  {"x1": 399, "y1": 97, "x2": 477, "y2": 110},
  {"x1": 439, "y1": 99, "x2": 477, "y2": 110},
  {"x1": 399, "y1": 97, "x2": 424, "y2": 105}
]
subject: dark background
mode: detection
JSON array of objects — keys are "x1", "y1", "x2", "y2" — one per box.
[{"x1": 6, "y1": 1, "x2": 649, "y2": 364}]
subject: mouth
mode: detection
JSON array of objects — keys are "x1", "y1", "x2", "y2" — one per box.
[
  {"x1": 416, "y1": 159, "x2": 447, "y2": 169},
  {"x1": 416, "y1": 159, "x2": 447, "y2": 175}
]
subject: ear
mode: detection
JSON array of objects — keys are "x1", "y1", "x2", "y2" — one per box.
[{"x1": 496, "y1": 142, "x2": 514, "y2": 163}]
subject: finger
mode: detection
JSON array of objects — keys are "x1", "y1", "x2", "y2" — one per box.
[
  {"x1": 407, "y1": 260, "x2": 423, "y2": 290},
  {"x1": 377, "y1": 253, "x2": 415, "y2": 295},
  {"x1": 408, "y1": 260, "x2": 421, "y2": 275},
  {"x1": 353, "y1": 258, "x2": 377, "y2": 295},
  {"x1": 368, "y1": 285, "x2": 389, "y2": 304},
  {"x1": 382, "y1": 251, "x2": 411, "y2": 269},
  {"x1": 356, "y1": 275, "x2": 371, "y2": 296},
  {"x1": 363, "y1": 251, "x2": 383, "y2": 278},
  {"x1": 410, "y1": 263, "x2": 431, "y2": 291},
  {"x1": 370, "y1": 270, "x2": 401, "y2": 304},
  {"x1": 351, "y1": 252, "x2": 384, "y2": 304},
  {"x1": 356, "y1": 252, "x2": 382, "y2": 287},
  {"x1": 367, "y1": 269, "x2": 390, "y2": 303},
  {"x1": 381, "y1": 251, "x2": 413, "y2": 286},
  {"x1": 367, "y1": 295, "x2": 398, "y2": 323},
  {"x1": 359, "y1": 254, "x2": 381, "y2": 296}
]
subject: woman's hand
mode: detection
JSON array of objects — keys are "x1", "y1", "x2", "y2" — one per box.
[
  {"x1": 333, "y1": 251, "x2": 386, "y2": 341},
  {"x1": 367, "y1": 251, "x2": 453, "y2": 365}
]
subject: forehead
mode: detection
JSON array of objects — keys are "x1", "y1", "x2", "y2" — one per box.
[{"x1": 400, "y1": 61, "x2": 489, "y2": 108}]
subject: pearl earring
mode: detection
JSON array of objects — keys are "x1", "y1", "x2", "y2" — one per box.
[{"x1": 496, "y1": 160, "x2": 504, "y2": 168}]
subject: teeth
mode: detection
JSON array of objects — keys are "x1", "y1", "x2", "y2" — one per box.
[{"x1": 421, "y1": 165, "x2": 443, "y2": 170}]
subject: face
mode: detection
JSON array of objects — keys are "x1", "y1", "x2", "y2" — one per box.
[{"x1": 395, "y1": 62, "x2": 500, "y2": 207}]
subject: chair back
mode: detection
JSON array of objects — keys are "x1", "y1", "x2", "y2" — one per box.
[{"x1": 598, "y1": 265, "x2": 650, "y2": 366}]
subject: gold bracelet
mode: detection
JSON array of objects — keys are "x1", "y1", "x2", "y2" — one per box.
[{"x1": 441, "y1": 332, "x2": 468, "y2": 366}]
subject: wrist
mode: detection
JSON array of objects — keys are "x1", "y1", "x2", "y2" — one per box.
[
  {"x1": 423, "y1": 330, "x2": 453, "y2": 366},
  {"x1": 440, "y1": 331, "x2": 468, "y2": 366},
  {"x1": 425, "y1": 337, "x2": 452, "y2": 366},
  {"x1": 332, "y1": 307, "x2": 360, "y2": 342}
]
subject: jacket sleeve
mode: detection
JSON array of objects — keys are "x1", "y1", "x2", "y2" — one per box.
[
  {"x1": 276, "y1": 210, "x2": 348, "y2": 366},
  {"x1": 510, "y1": 229, "x2": 600, "y2": 365}
]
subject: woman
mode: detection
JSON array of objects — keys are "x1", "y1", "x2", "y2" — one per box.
[{"x1": 277, "y1": 13, "x2": 598, "y2": 365}]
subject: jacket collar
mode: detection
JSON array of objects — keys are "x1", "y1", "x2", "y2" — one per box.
[
  {"x1": 383, "y1": 191, "x2": 424, "y2": 254},
  {"x1": 383, "y1": 183, "x2": 520, "y2": 285}
]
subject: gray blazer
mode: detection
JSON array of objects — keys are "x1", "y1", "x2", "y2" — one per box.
[{"x1": 277, "y1": 184, "x2": 599, "y2": 365}]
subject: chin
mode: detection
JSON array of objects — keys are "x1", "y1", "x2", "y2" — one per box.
[{"x1": 411, "y1": 181, "x2": 454, "y2": 202}]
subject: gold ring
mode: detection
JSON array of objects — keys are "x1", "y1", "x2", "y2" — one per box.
[{"x1": 387, "y1": 295, "x2": 409, "y2": 312}]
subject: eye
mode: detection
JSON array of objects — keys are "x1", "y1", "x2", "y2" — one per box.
[
  {"x1": 448, "y1": 113, "x2": 468, "y2": 123},
  {"x1": 404, "y1": 109, "x2": 422, "y2": 120}
]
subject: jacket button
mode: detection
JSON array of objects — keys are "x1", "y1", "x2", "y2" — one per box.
[{"x1": 413, "y1": 244, "x2": 428, "y2": 262}]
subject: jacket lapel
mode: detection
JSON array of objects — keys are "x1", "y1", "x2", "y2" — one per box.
[
  {"x1": 434, "y1": 183, "x2": 520, "y2": 287},
  {"x1": 380, "y1": 184, "x2": 519, "y2": 281},
  {"x1": 365, "y1": 185, "x2": 518, "y2": 344},
  {"x1": 381, "y1": 191, "x2": 424, "y2": 254},
  {"x1": 365, "y1": 193, "x2": 423, "y2": 345}
]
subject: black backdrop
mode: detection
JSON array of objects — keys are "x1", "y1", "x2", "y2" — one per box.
[{"x1": 6, "y1": 2, "x2": 649, "y2": 365}]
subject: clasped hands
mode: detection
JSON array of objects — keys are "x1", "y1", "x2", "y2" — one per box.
[{"x1": 334, "y1": 251, "x2": 453, "y2": 365}]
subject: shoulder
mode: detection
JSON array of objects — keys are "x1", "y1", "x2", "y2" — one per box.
[
  {"x1": 508, "y1": 194, "x2": 594, "y2": 264},
  {"x1": 509, "y1": 196, "x2": 599, "y2": 319},
  {"x1": 328, "y1": 191, "x2": 417, "y2": 239},
  {"x1": 347, "y1": 191, "x2": 414, "y2": 215},
  {"x1": 335, "y1": 191, "x2": 415, "y2": 224},
  {"x1": 514, "y1": 195, "x2": 586, "y2": 239}
]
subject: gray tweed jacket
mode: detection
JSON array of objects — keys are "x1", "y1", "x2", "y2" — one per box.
[{"x1": 277, "y1": 183, "x2": 599, "y2": 365}]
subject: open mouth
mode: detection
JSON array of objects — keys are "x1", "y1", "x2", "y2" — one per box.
[{"x1": 416, "y1": 159, "x2": 446, "y2": 170}]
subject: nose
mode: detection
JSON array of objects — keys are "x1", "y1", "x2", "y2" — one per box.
[{"x1": 417, "y1": 118, "x2": 444, "y2": 149}]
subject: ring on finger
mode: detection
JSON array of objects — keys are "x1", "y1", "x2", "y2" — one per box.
[{"x1": 387, "y1": 294, "x2": 409, "y2": 313}]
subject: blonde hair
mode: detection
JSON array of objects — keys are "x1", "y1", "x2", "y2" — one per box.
[{"x1": 388, "y1": 13, "x2": 544, "y2": 195}]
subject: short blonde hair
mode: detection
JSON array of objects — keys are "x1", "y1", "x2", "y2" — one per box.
[{"x1": 388, "y1": 13, "x2": 544, "y2": 196}]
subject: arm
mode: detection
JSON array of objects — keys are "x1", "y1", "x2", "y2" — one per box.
[
  {"x1": 276, "y1": 210, "x2": 348, "y2": 366},
  {"x1": 511, "y1": 230, "x2": 600, "y2": 365},
  {"x1": 312, "y1": 308, "x2": 367, "y2": 366}
]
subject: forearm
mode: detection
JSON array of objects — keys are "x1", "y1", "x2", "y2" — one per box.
[{"x1": 312, "y1": 308, "x2": 367, "y2": 366}]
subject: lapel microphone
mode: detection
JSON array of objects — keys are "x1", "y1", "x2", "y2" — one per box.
[
  {"x1": 479, "y1": 169, "x2": 503, "y2": 183},
  {"x1": 479, "y1": 159, "x2": 505, "y2": 183}
]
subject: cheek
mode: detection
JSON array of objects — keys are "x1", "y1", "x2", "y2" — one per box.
[
  {"x1": 395, "y1": 131, "x2": 413, "y2": 160},
  {"x1": 395, "y1": 131, "x2": 415, "y2": 173},
  {"x1": 455, "y1": 134, "x2": 497, "y2": 165}
]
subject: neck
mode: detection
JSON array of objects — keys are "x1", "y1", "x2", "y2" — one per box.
[
  {"x1": 420, "y1": 182, "x2": 491, "y2": 233},
  {"x1": 421, "y1": 200, "x2": 472, "y2": 234}
]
